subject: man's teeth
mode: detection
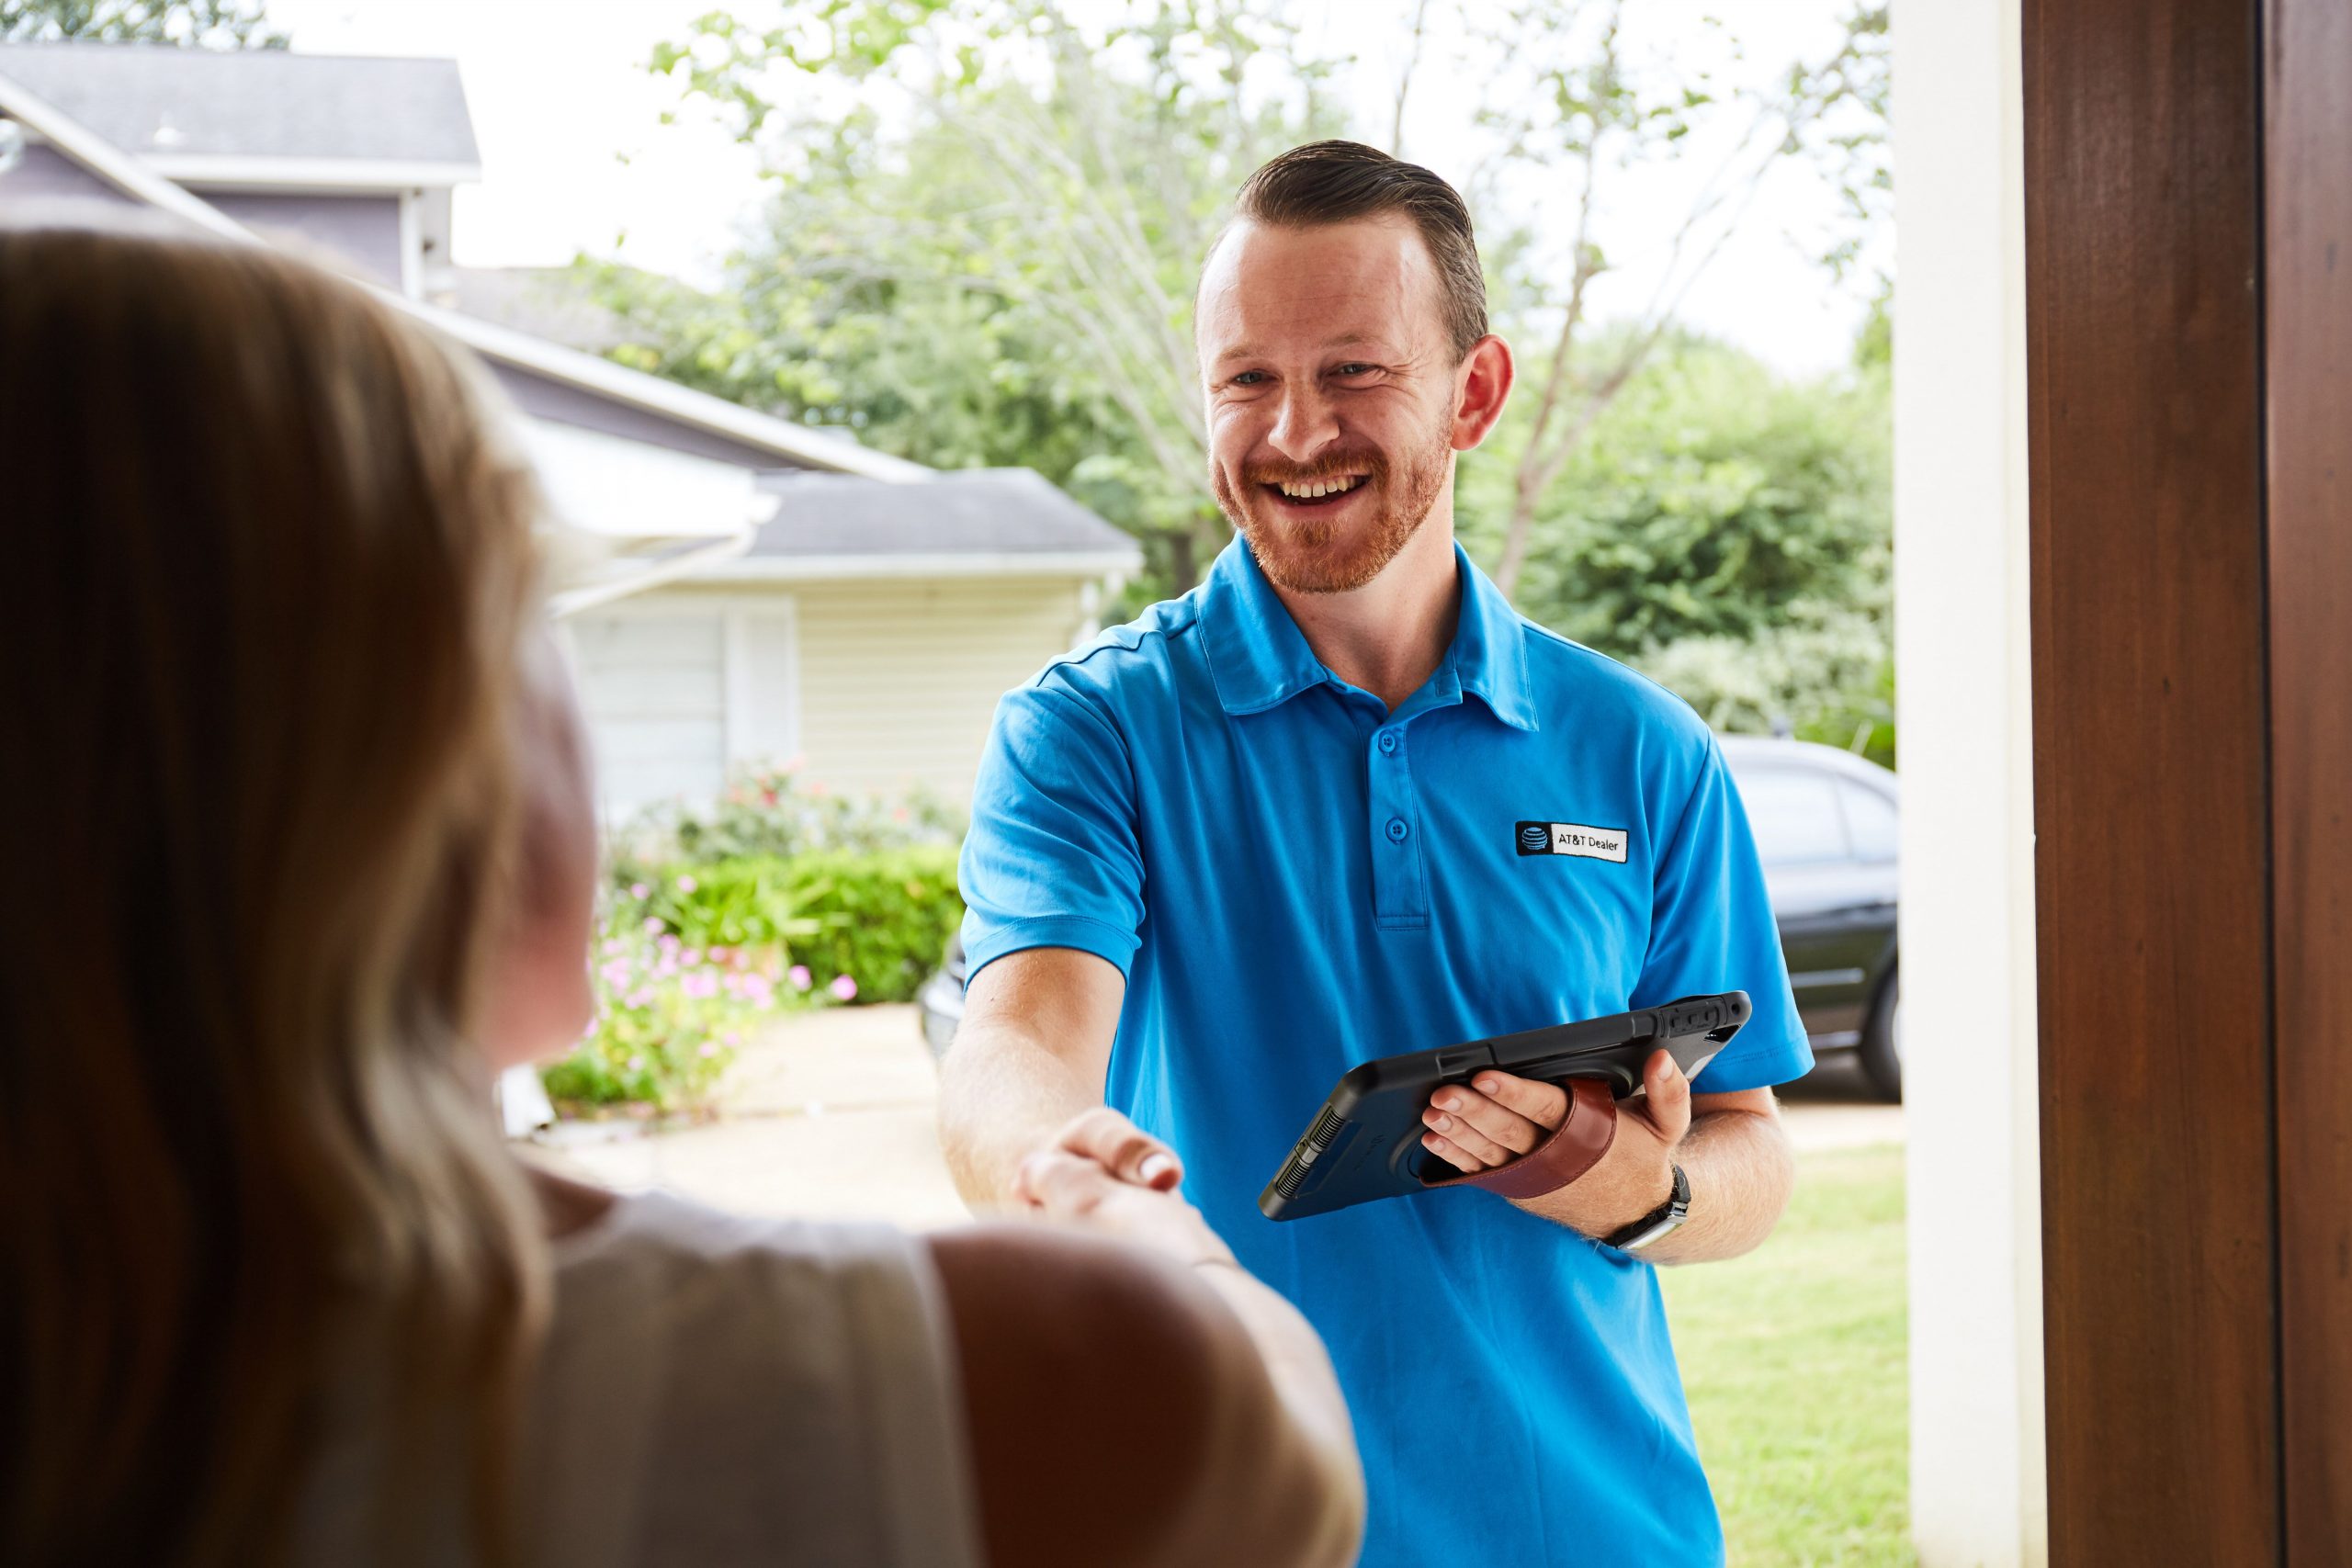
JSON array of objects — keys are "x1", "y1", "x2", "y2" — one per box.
[{"x1": 1276, "y1": 475, "x2": 1365, "y2": 499}]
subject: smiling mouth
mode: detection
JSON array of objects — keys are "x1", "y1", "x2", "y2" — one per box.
[{"x1": 1262, "y1": 474, "x2": 1369, "y2": 507}]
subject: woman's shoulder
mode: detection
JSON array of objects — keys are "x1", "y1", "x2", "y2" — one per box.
[
  {"x1": 554, "y1": 1185, "x2": 920, "y2": 1281},
  {"x1": 548, "y1": 1186, "x2": 946, "y2": 1404},
  {"x1": 531, "y1": 1187, "x2": 981, "y2": 1568}
]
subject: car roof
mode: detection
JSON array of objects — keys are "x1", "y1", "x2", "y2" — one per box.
[{"x1": 1715, "y1": 734, "x2": 1899, "y2": 795}]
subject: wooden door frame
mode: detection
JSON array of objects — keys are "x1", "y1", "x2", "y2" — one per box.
[{"x1": 2025, "y1": 0, "x2": 2352, "y2": 1559}]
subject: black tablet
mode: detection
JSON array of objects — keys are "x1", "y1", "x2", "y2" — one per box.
[{"x1": 1257, "y1": 992, "x2": 1750, "y2": 1221}]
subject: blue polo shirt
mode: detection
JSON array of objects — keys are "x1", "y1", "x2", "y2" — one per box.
[{"x1": 959, "y1": 536, "x2": 1810, "y2": 1567}]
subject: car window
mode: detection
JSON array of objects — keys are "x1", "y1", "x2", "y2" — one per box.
[
  {"x1": 1732, "y1": 767, "x2": 1849, "y2": 866},
  {"x1": 1838, "y1": 779, "x2": 1900, "y2": 862}
]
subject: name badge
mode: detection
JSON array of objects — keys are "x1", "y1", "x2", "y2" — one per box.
[{"x1": 1514, "y1": 819, "x2": 1629, "y2": 863}]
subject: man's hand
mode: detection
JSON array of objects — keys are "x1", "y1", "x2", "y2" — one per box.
[
  {"x1": 1023, "y1": 1104, "x2": 1188, "y2": 1192},
  {"x1": 1419, "y1": 1046, "x2": 1692, "y2": 1238},
  {"x1": 1012, "y1": 1106, "x2": 1229, "y2": 1267}
]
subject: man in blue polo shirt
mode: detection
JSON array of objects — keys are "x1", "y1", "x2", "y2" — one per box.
[{"x1": 941, "y1": 140, "x2": 1810, "y2": 1566}]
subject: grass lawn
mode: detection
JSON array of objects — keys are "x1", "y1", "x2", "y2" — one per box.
[{"x1": 1661, "y1": 1144, "x2": 1910, "y2": 1566}]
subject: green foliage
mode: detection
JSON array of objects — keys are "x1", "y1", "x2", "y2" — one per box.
[
  {"x1": 0, "y1": 0, "x2": 284, "y2": 45},
  {"x1": 613, "y1": 760, "x2": 962, "y2": 868},
  {"x1": 543, "y1": 893, "x2": 796, "y2": 1113},
  {"x1": 1460, "y1": 336, "x2": 1893, "y2": 760},
  {"x1": 784, "y1": 844, "x2": 966, "y2": 1005},
  {"x1": 595, "y1": 0, "x2": 1351, "y2": 596},
  {"x1": 629, "y1": 859, "x2": 814, "y2": 953},
  {"x1": 594, "y1": 2, "x2": 1895, "y2": 738},
  {"x1": 550, "y1": 764, "x2": 968, "y2": 1111}
]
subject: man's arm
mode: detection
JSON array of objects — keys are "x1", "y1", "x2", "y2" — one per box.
[
  {"x1": 939, "y1": 945, "x2": 1179, "y2": 1211},
  {"x1": 1416, "y1": 1049, "x2": 1795, "y2": 1265}
]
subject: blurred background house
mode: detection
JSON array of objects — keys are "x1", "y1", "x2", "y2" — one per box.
[{"x1": 0, "y1": 39, "x2": 1140, "y2": 818}]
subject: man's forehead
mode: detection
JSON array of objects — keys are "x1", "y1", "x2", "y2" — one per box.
[{"x1": 1197, "y1": 216, "x2": 1444, "y2": 355}]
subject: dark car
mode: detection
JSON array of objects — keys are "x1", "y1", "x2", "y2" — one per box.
[
  {"x1": 918, "y1": 737, "x2": 1900, "y2": 1099},
  {"x1": 1718, "y1": 737, "x2": 1900, "y2": 1100}
]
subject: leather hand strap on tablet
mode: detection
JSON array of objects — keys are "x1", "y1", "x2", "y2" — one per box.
[{"x1": 1419, "y1": 1077, "x2": 1619, "y2": 1201}]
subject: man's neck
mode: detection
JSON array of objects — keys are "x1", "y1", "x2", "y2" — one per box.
[{"x1": 1265, "y1": 510, "x2": 1461, "y2": 713}]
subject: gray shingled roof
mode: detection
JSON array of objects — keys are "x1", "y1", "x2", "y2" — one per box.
[
  {"x1": 447, "y1": 267, "x2": 633, "y2": 353},
  {"x1": 0, "y1": 43, "x2": 477, "y2": 168},
  {"x1": 753, "y1": 469, "x2": 1142, "y2": 559}
]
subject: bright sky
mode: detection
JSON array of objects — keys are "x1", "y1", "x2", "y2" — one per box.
[{"x1": 266, "y1": 0, "x2": 1883, "y2": 376}]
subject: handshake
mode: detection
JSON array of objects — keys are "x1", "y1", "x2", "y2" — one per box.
[{"x1": 1011, "y1": 1108, "x2": 1238, "y2": 1271}]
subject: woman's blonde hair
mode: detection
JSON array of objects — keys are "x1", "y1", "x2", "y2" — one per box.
[{"x1": 0, "y1": 217, "x2": 552, "y2": 1564}]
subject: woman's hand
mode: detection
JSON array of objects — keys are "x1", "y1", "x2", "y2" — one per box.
[{"x1": 1012, "y1": 1110, "x2": 1231, "y2": 1268}]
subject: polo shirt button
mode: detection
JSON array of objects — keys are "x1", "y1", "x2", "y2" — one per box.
[
  {"x1": 1385, "y1": 817, "x2": 1409, "y2": 842},
  {"x1": 1377, "y1": 730, "x2": 1399, "y2": 754}
]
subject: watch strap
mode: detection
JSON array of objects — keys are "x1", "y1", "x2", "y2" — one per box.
[
  {"x1": 1603, "y1": 1163, "x2": 1691, "y2": 1252},
  {"x1": 1419, "y1": 1076, "x2": 1618, "y2": 1201}
]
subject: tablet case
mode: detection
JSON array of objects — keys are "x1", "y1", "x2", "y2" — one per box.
[{"x1": 1257, "y1": 991, "x2": 1751, "y2": 1221}]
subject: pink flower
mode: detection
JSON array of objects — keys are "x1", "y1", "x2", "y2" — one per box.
[
  {"x1": 682, "y1": 949, "x2": 702, "y2": 965},
  {"x1": 626, "y1": 987, "x2": 654, "y2": 1008},
  {"x1": 707, "y1": 946, "x2": 731, "y2": 963},
  {"x1": 642, "y1": 916, "x2": 663, "y2": 934},
  {"x1": 677, "y1": 874, "x2": 698, "y2": 893},
  {"x1": 602, "y1": 937, "x2": 627, "y2": 957},
  {"x1": 658, "y1": 933, "x2": 681, "y2": 953},
  {"x1": 787, "y1": 965, "x2": 812, "y2": 991},
  {"x1": 629, "y1": 882, "x2": 650, "y2": 899},
  {"x1": 698, "y1": 1043, "x2": 719, "y2": 1058},
  {"x1": 722, "y1": 1031, "x2": 741, "y2": 1046},
  {"x1": 829, "y1": 974, "x2": 858, "y2": 1002},
  {"x1": 599, "y1": 959, "x2": 632, "y2": 987},
  {"x1": 683, "y1": 973, "x2": 718, "y2": 999},
  {"x1": 628, "y1": 1055, "x2": 647, "y2": 1072}
]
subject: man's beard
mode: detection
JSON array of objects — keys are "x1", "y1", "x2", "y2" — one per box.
[{"x1": 1211, "y1": 418, "x2": 1453, "y2": 595}]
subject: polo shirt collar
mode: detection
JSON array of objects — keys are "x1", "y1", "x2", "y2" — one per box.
[{"x1": 1199, "y1": 536, "x2": 1541, "y2": 732}]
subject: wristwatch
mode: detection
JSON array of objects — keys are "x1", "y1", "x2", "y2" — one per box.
[{"x1": 1602, "y1": 1164, "x2": 1690, "y2": 1253}]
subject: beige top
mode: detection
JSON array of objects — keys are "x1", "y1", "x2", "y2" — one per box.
[{"x1": 298, "y1": 1190, "x2": 983, "y2": 1567}]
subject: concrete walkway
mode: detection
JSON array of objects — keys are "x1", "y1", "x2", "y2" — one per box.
[
  {"x1": 535, "y1": 1004, "x2": 971, "y2": 1230},
  {"x1": 533, "y1": 1005, "x2": 1905, "y2": 1229}
]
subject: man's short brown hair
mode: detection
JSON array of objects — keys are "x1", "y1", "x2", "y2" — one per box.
[{"x1": 1230, "y1": 140, "x2": 1489, "y2": 359}]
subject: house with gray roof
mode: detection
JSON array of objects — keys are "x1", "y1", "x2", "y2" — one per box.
[{"x1": 0, "y1": 41, "x2": 1140, "y2": 813}]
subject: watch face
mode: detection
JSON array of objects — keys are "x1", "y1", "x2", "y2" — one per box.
[
  {"x1": 1620, "y1": 1214, "x2": 1680, "y2": 1252},
  {"x1": 1614, "y1": 1166, "x2": 1690, "y2": 1251}
]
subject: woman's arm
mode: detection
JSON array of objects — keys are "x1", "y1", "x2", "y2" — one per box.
[{"x1": 927, "y1": 1175, "x2": 1362, "y2": 1568}]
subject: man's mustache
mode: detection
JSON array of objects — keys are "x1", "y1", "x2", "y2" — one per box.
[{"x1": 1238, "y1": 451, "x2": 1389, "y2": 487}]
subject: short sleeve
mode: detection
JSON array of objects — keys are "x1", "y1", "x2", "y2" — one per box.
[
  {"x1": 1633, "y1": 739, "x2": 1814, "y2": 1094},
  {"x1": 958, "y1": 679, "x2": 1146, "y2": 982}
]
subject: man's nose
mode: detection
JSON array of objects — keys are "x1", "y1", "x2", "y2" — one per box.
[{"x1": 1266, "y1": 386, "x2": 1340, "y2": 465}]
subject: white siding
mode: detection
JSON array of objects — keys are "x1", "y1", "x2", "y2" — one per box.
[
  {"x1": 568, "y1": 610, "x2": 726, "y2": 814},
  {"x1": 795, "y1": 576, "x2": 1091, "y2": 804},
  {"x1": 564, "y1": 576, "x2": 1091, "y2": 819}
]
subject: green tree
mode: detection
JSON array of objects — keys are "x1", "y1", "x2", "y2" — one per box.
[
  {"x1": 0, "y1": 0, "x2": 285, "y2": 46},
  {"x1": 597, "y1": 0, "x2": 1883, "y2": 596},
  {"x1": 1470, "y1": 2, "x2": 1886, "y2": 597},
  {"x1": 599, "y1": 0, "x2": 1343, "y2": 593},
  {"x1": 1460, "y1": 334, "x2": 1893, "y2": 761}
]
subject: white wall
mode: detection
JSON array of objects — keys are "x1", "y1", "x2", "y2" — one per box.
[
  {"x1": 566, "y1": 595, "x2": 800, "y2": 817},
  {"x1": 792, "y1": 575, "x2": 1093, "y2": 802},
  {"x1": 565, "y1": 574, "x2": 1095, "y2": 820},
  {"x1": 1893, "y1": 3, "x2": 2046, "y2": 1564}
]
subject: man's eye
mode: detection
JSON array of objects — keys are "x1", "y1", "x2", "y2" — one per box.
[
  {"x1": 1229, "y1": 370, "x2": 1269, "y2": 386},
  {"x1": 1335, "y1": 363, "x2": 1377, "y2": 377}
]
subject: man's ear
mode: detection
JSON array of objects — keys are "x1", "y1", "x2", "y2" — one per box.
[{"x1": 1450, "y1": 333, "x2": 1515, "y2": 452}]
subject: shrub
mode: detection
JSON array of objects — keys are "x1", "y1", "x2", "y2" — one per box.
[
  {"x1": 539, "y1": 895, "x2": 793, "y2": 1114},
  {"x1": 614, "y1": 760, "x2": 963, "y2": 868},
  {"x1": 624, "y1": 858, "x2": 811, "y2": 953},
  {"x1": 781, "y1": 844, "x2": 965, "y2": 1005}
]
